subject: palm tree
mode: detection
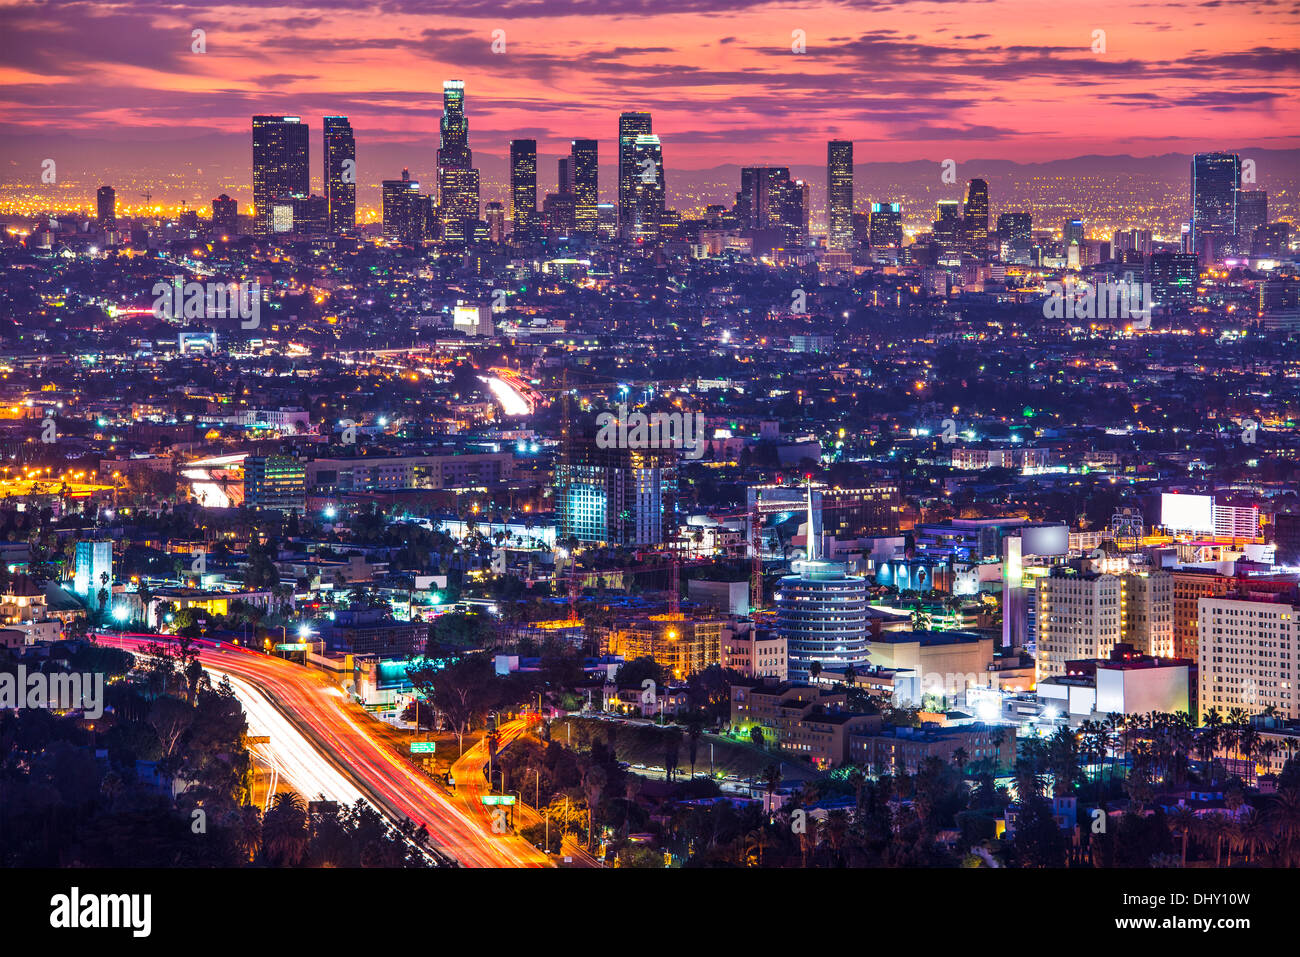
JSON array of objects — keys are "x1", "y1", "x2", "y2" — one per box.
[
  {"x1": 1231, "y1": 807, "x2": 1272, "y2": 865},
  {"x1": 761, "y1": 764, "x2": 783, "y2": 819},
  {"x1": 1198, "y1": 813, "x2": 1230, "y2": 868},
  {"x1": 1169, "y1": 805, "x2": 1198, "y2": 867},
  {"x1": 262, "y1": 791, "x2": 309, "y2": 866},
  {"x1": 1268, "y1": 787, "x2": 1300, "y2": 867}
]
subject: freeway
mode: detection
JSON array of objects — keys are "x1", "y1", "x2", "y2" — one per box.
[
  {"x1": 451, "y1": 717, "x2": 602, "y2": 867},
  {"x1": 97, "y1": 633, "x2": 549, "y2": 868}
]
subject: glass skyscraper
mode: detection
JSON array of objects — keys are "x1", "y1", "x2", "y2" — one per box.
[
  {"x1": 826, "y1": 140, "x2": 854, "y2": 251},
  {"x1": 323, "y1": 115, "x2": 355, "y2": 236},
  {"x1": 437, "y1": 80, "x2": 479, "y2": 243},
  {"x1": 570, "y1": 139, "x2": 599, "y2": 236},
  {"x1": 1191, "y1": 151, "x2": 1241, "y2": 252},
  {"x1": 617, "y1": 112, "x2": 653, "y2": 239},
  {"x1": 252, "y1": 115, "x2": 309, "y2": 235},
  {"x1": 509, "y1": 139, "x2": 537, "y2": 241}
]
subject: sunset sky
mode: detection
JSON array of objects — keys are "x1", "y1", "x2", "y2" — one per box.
[{"x1": 1, "y1": 0, "x2": 1298, "y2": 167}]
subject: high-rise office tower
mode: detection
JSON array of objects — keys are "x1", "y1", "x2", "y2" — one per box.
[
  {"x1": 323, "y1": 115, "x2": 355, "y2": 235},
  {"x1": 775, "y1": 561, "x2": 869, "y2": 682},
  {"x1": 737, "y1": 167, "x2": 804, "y2": 245},
  {"x1": 212, "y1": 194, "x2": 238, "y2": 235},
  {"x1": 437, "y1": 80, "x2": 479, "y2": 243},
  {"x1": 382, "y1": 169, "x2": 423, "y2": 244},
  {"x1": 509, "y1": 139, "x2": 537, "y2": 241},
  {"x1": 96, "y1": 186, "x2": 115, "y2": 228},
  {"x1": 1063, "y1": 217, "x2": 1085, "y2": 246},
  {"x1": 1235, "y1": 189, "x2": 1267, "y2": 243},
  {"x1": 1191, "y1": 152, "x2": 1241, "y2": 253},
  {"x1": 252, "y1": 115, "x2": 309, "y2": 234},
  {"x1": 437, "y1": 79, "x2": 471, "y2": 173},
  {"x1": 618, "y1": 112, "x2": 653, "y2": 238},
  {"x1": 1111, "y1": 227, "x2": 1151, "y2": 258},
  {"x1": 998, "y1": 211, "x2": 1032, "y2": 246},
  {"x1": 555, "y1": 422, "x2": 677, "y2": 545},
  {"x1": 629, "y1": 133, "x2": 665, "y2": 243},
  {"x1": 963, "y1": 178, "x2": 989, "y2": 253},
  {"x1": 869, "y1": 202, "x2": 903, "y2": 250},
  {"x1": 826, "y1": 140, "x2": 853, "y2": 251},
  {"x1": 558, "y1": 157, "x2": 572, "y2": 194},
  {"x1": 570, "y1": 138, "x2": 598, "y2": 235},
  {"x1": 485, "y1": 202, "x2": 505, "y2": 243},
  {"x1": 933, "y1": 200, "x2": 962, "y2": 258}
]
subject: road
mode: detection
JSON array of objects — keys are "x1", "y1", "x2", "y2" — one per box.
[
  {"x1": 450, "y1": 717, "x2": 602, "y2": 867},
  {"x1": 98, "y1": 633, "x2": 550, "y2": 868}
]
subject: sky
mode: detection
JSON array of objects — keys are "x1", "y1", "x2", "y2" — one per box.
[{"x1": 1, "y1": 0, "x2": 1298, "y2": 169}]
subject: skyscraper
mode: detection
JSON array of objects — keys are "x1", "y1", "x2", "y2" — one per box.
[
  {"x1": 382, "y1": 169, "x2": 423, "y2": 244},
  {"x1": 509, "y1": 139, "x2": 537, "y2": 241},
  {"x1": 629, "y1": 133, "x2": 665, "y2": 243},
  {"x1": 485, "y1": 201, "x2": 505, "y2": 243},
  {"x1": 555, "y1": 420, "x2": 677, "y2": 545},
  {"x1": 1236, "y1": 189, "x2": 1267, "y2": 244},
  {"x1": 826, "y1": 140, "x2": 853, "y2": 251},
  {"x1": 1191, "y1": 152, "x2": 1241, "y2": 254},
  {"x1": 323, "y1": 115, "x2": 355, "y2": 235},
  {"x1": 96, "y1": 186, "x2": 115, "y2": 228},
  {"x1": 618, "y1": 112, "x2": 653, "y2": 238},
  {"x1": 437, "y1": 80, "x2": 479, "y2": 243},
  {"x1": 570, "y1": 139, "x2": 599, "y2": 235},
  {"x1": 212, "y1": 194, "x2": 237, "y2": 236},
  {"x1": 869, "y1": 201, "x2": 903, "y2": 250},
  {"x1": 252, "y1": 115, "x2": 309, "y2": 234},
  {"x1": 963, "y1": 178, "x2": 989, "y2": 253},
  {"x1": 437, "y1": 80, "x2": 471, "y2": 173}
]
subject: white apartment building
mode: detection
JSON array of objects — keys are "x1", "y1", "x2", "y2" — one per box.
[
  {"x1": 1036, "y1": 571, "x2": 1122, "y2": 682},
  {"x1": 1198, "y1": 597, "x2": 1298, "y2": 720},
  {"x1": 722, "y1": 629, "x2": 789, "y2": 681},
  {"x1": 1122, "y1": 570, "x2": 1174, "y2": 658}
]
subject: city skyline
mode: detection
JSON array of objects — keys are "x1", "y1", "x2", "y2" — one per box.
[{"x1": 2, "y1": 0, "x2": 1297, "y2": 173}]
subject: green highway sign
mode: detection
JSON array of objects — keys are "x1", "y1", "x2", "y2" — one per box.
[
  {"x1": 480, "y1": 795, "x2": 516, "y2": 806},
  {"x1": 410, "y1": 741, "x2": 437, "y2": 754}
]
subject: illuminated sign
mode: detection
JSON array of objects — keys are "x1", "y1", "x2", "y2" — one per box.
[
  {"x1": 410, "y1": 741, "x2": 437, "y2": 754},
  {"x1": 480, "y1": 795, "x2": 516, "y2": 806}
]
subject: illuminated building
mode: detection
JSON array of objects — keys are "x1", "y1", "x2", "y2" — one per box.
[
  {"x1": 1035, "y1": 568, "x2": 1122, "y2": 683},
  {"x1": 1190, "y1": 151, "x2": 1240, "y2": 256},
  {"x1": 826, "y1": 140, "x2": 854, "y2": 251},
  {"x1": 73, "y1": 541, "x2": 113, "y2": 606},
  {"x1": 509, "y1": 139, "x2": 537, "y2": 241},
  {"x1": 323, "y1": 115, "x2": 356, "y2": 235},
  {"x1": 629, "y1": 134, "x2": 665, "y2": 244},
  {"x1": 569, "y1": 138, "x2": 599, "y2": 236},
  {"x1": 252, "y1": 115, "x2": 309, "y2": 234},
  {"x1": 602, "y1": 614, "x2": 725, "y2": 680},
  {"x1": 775, "y1": 561, "x2": 870, "y2": 682},
  {"x1": 436, "y1": 80, "x2": 480, "y2": 243},
  {"x1": 211, "y1": 194, "x2": 237, "y2": 235},
  {"x1": 869, "y1": 201, "x2": 903, "y2": 251},
  {"x1": 1199, "y1": 595, "x2": 1299, "y2": 720},
  {"x1": 1120, "y1": 570, "x2": 1174, "y2": 658},
  {"x1": 96, "y1": 186, "x2": 115, "y2": 229},
  {"x1": 555, "y1": 427, "x2": 676, "y2": 546},
  {"x1": 382, "y1": 169, "x2": 423, "y2": 244},
  {"x1": 244, "y1": 454, "x2": 306, "y2": 514},
  {"x1": 485, "y1": 201, "x2": 505, "y2": 243},
  {"x1": 617, "y1": 111, "x2": 653, "y2": 239},
  {"x1": 963, "y1": 178, "x2": 989, "y2": 254}
]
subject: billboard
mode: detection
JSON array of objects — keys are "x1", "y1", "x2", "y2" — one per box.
[
  {"x1": 1161, "y1": 493, "x2": 1214, "y2": 533},
  {"x1": 1020, "y1": 523, "x2": 1069, "y2": 557}
]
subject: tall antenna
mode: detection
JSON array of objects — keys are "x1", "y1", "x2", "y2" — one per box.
[{"x1": 805, "y1": 475, "x2": 817, "y2": 562}]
